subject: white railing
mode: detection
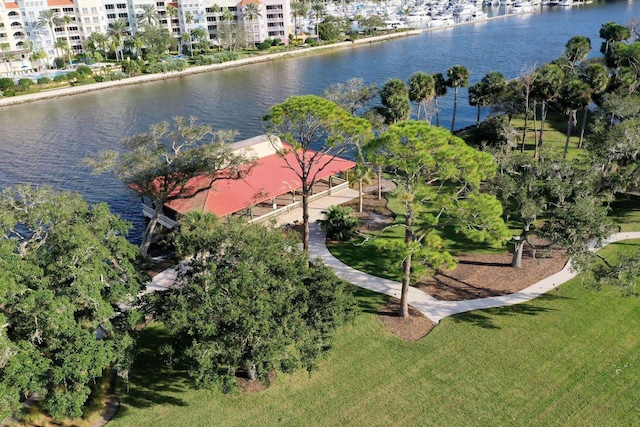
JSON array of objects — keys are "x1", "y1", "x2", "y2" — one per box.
[{"x1": 141, "y1": 203, "x2": 177, "y2": 229}]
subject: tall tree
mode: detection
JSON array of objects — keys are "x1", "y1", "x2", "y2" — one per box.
[
  {"x1": 563, "y1": 35, "x2": 591, "y2": 76},
  {"x1": 577, "y1": 62, "x2": 610, "y2": 147},
  {"x1": 263, "y1": 95, "x2": 372, "y2": 251},
  {"x1": 137, "y1": 4, "x2": 160, "y2": 27},
  {"x1": 86, "y1": 116, "x2": 251, "y2": 258},
  {"x1": 408, "y1": 71, "x2": 435, "y2": 121},
  {"x1": 446, "y1": 65, "x2": 470, "y2": 132},
  {"x1": 468, "y1": 81, "x2": 487, "y2": 125},
  {"x1": 432, "y1": 72, "x2": 448, "y2": 127},
  {"x1": 243, "y1": 3, "x2": 261, "y2": 45},
  {"x1": 379, "y1": 78, "x2": 411, "y2": 124},
  {"x1": 310, "y1": 3, "x2": 325, "y2": 37},
  {"x1": 107, "y1": 19, "x2": 129, "y2": 61},
  {"x1": 599, "y1": 21, "x2": 631, "y2": 60},
  {"x1": 290, "y1": 1, "x2": 308, "y2": 39},
  {"x1": 165, "y1": 5, "x2": 178, "y2": 36},
  {"x1": 560, "y1": 79, "x2": 591, "y2": 159},
  {"x1": 0, "y1": 186, "x2": 145, "y2": 420},
  {"x1": 364, "y1": 121, "x2": 509, "y2": 317},
  {"x1": 35, "y1": 9, "x2": 61, "y2": 48},
  {"x1": 531, "y1": 63, "x2": 564, "y2": 158},
  {"x1": 323, "y1": 78, "x2": 378, "y2": 115},
  {"x1": 147, "y1": 215, "x2": 355, "y2": 390}
]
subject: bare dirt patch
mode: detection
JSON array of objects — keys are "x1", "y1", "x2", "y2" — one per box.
[
  {"x1": 378, "y1": 299, "x2": 436, "y2": 341},
  {"x1": 236, "y1": 370, "x2": 277, "y2": 393}
]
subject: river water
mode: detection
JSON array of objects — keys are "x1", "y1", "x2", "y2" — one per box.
[{"x1": 0, "y1": 0, "x2": 637, "y2": 240}]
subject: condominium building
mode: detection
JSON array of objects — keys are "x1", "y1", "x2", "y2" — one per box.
[{"x1": 0, "y1": 0, "x2": 292, "y2": 71}]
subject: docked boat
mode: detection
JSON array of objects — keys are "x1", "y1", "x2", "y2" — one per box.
[
  {"x1": 558, "y1": 0, "x2": 573, "y2": 5},
  {"x1": 453, "y1": 2, "x2": 479, "y2": 16},
  {"x1": 511, "y1": 1, "x2": 534, "y2": 12},
  {"x1": 404, "y1": 6, "x2": 432, "y2": 26}
]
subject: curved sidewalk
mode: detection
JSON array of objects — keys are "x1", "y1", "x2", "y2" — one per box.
[{"x1": 309, "y1": 223, "x2": 640, "y2": 323}]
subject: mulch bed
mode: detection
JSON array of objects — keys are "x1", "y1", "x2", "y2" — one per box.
[{"x1": 347, "y1": 182, "x2": 569, "y2": 340}]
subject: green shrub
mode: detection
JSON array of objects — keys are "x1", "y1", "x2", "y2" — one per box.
[
  {"x1": 53, "y1": 74, "x2": 68, "y2": 82},
  {"x1": 66, "y1": 71, "x2": 79, "y2": 81},
  {"x1": 76, "y1": 65, "x2": 93, "y2": 76},
  {"x1": 318, "y1": 205, "x2": 359, "y2": 241},
  {"x1": 37, "y1": 77, "x2": 53, "y2": 85},
  {"x1": 171, "y1": 59, "x2": 187, "y2": 71},
  {"x1": 18, "y1": 78, "x2": 34, "y2": 90},
  {"x1": 194, "y1": 55, "x2": 214, "y2": 66},
  {"x1": 0, "y1": 77, "x2": 14, "y2": 91},
  {"x1": 272, "y1": 38, "x2": 282, "y2": 46},
  {"x1": 258, "y1": 40, "x2": 272, "y2": 50}
]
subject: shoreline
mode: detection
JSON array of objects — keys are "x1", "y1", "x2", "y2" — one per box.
[
  {"x1": 0, "y1": 30, "x2": 421, "y2": 108},
  {"x1": 0, "y1": 11, "x2": 533, "y2": 108}
]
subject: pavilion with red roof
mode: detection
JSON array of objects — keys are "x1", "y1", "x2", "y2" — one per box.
[{"x1": 142, "y1": 135, "x2": 356, "y2": 228}]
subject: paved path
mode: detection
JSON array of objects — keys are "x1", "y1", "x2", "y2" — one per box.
[
  {"x1": 309, "y1": 225, "x2": 640, "y2": 323},
  {"x1": 148, "y1": 185, "x2": 640, "y2": 323}
]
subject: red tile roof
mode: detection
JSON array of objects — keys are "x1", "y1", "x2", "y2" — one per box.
[
  {"x1": 5, "y1": 2, "x2": 19, "y2": 9},
  {"x1": 238, "y1": 0, "x2": 262, "y2": 5},
  {"x1": 165, "y1": 146, "x2": 355, "y2": 218},
  {"x1": 47, "y1": 0, "x2": 74, "y2": 5}
]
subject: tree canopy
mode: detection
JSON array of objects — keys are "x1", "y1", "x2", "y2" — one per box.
[
  {"x1": 263, "y1": 95, "x2": 372, "y2": 251},
  {"x1": 86, "y1": 116, "x2": 252, "y2": 258},
  {"x1": 364, "y1": 121, "x2": 509, "y2": 317},
  {"x1": 0, "y1": 186, "x2": 145, "y2": 420},
  {"x1": 145, "y1": 214, "x2": 356, "y2": 391}
]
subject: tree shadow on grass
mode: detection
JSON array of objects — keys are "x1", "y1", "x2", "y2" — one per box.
[
  {"x1": 354, "y1": 286, "x2": 388, "y2": 315},
  {"x1": 114, "y1": 326, "x2": 189, "y2": 419},
  {"x1": 451, "y1": 292, "x2": 571, "y2": 329}
]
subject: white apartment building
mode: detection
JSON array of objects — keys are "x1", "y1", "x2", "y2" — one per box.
[{"x1": 0, "y1": 0, "x2": 292, "y2": 72}]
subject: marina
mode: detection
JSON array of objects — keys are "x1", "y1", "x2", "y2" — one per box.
[{"x1": 0, "y1": 0, "x2": 637, "y2": 240}]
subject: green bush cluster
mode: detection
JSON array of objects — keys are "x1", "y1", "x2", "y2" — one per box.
[
  {"x1": 76, "y1": 65, "x2": 93, "y2": 76},
  {"x1": 18, "y1": 78, "x2": 33, "y2": 90},
  {"x1": 144, "y1": 59, "x2": 188, "y2": 74},
  {"x1": 258, "y1": 40, "x2": 272, "y2": 50},
  {"x1": 93, "y1": 71, "x2": 126, "y2": 82},
  {"x1": 194, "y1": 52, "x2": 239, "y2": 65},
  {"x1": 318, "y1": 205, "x2": 360, "y2": 241},
  {"x1": 37, "y1": 77, "x2": 53, "y2": 85},
  {"x1": 53, "y1": 74, "x2": 67, "y2": 82},
  {"x1": 0, "y1": 77, "x2": 14, "y2": 91}
]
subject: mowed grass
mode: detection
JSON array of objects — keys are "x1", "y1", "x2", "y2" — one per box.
[{"x1": 110, "y1": 241, "x2": 640, "y2": 426}]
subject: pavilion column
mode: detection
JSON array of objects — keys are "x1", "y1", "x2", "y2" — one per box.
[
  {"x1": 272, "y1": 198, "x2": 277, "y2": 210},
  {"x1": 292, "y1": 191, "x2": 296, "y2": 203}
]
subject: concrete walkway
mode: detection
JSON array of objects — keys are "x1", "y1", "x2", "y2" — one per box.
[
  {"x1": 309, "y1": 225, "x2": 640, "y2": 323},
  {"x1": 148, "y1": 186, "x2": 640, "y2": 324}
]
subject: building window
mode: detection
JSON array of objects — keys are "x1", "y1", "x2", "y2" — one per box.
[
  {"x1": 91, "y1": 7, "x2": 98, "y2": 13},
  {"x1": 118, "y1": 13, "x2": 128, "y2": 18},
  {"x1": 117, "y1": 3, "x2": 127, "y2": 9},
  {"x1": 63, "y1": 7, "x2": 74, "y2": 12},
  {"x1": 70, "y1": 35, "x2": 81, "y2": 40},
  {"x1": 156, "y1": 2, "x2": 164, "y2": 6},
  {"x1": 107, "y1": 13, "x2": 116, "y2": 19},
  {"x1": 105, "y1": 4, "x2": 115, "y2": 9},
  {"x1": 82, "y1": 8, "x2": 88, "y2": 14},
  {"x1": 93, "y1": 17, "x2": 99, "y2": 23},
  {"x1": 8, "y1": 11, "x2": 19, "y2": 16},
  {"x1": 68, "y1": 26, "x2": 78, "y2": 31}
]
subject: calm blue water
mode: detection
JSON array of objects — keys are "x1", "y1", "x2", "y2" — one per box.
[{"x1": 0, "y1": 0, "x2": 637, "y2": 241}]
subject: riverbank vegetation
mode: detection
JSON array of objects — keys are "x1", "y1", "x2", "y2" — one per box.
[{"x1": 2, "y1": 17, "x2": 640, "y2": 426}]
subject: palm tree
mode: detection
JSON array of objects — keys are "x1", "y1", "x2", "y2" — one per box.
[
  {"x1": 53, "y1": 38, "x2": 68, "y2": 61},
  {"x1": 349, "y1": 164, "x2": 375, "y2": 213},
  {"x1": 531, "y1": 63, "x2": 564, "y2": 158},
  {"x1": 560, "y1": 79, "x2": 591, "y2": 159},
  {"x1": 36, "y1": 10, "x2": 61, "y2": 42},
  {"x1": 30, "y1": 49, "x2": 47, "y2": 73},
  {"x1": 165, "y1": 5, "x2": 178, "y2": 35},
  {"x1": 108, "y1": 19, "x2": 129, "y2": 61},
  {"x1": 432, "y1": 72, "x2": 447, "y2": 127},
  {"x1": 138, "y1": 4, "x2": 160, "y2": 27},
  {"x1": 310, "y1": 3, "x2": 325, "y2": 37},
  {"x1": 243, "y1": 3, "x2": 261, "y2": 46},
  {"x1": 89, "y1": 32, "x2": 109, "y2": 57},
  {"x1": 408, "y1": 71, "x2": 435, "y2": 121},
  {"x1": 290, "y1": 2, "x2": 308, "y2": 40},
  {"x1": 1, "y1": 43, "x2": 12, "y2": 74},
  {"x1": 446, "y1": 65, "x2": 470, "y2": 132},
  {"x1": 578, "y1": 63, "x2": 609, "y2": 147}
]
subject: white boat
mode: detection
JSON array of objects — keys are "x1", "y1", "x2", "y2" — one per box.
[
  {"x1": 500, "y1": 0, "x2": 513, "y2": 5},
  {"x1": 467, "y1": 9, "x2": 488, "y2": 20},
  {"x1": 511, "y1": 1, "x2": 534, "y2": 12},
  {"x1": 384, "y1": 18, "x2": 408, "y2": 29},
  {"x1": 454, "y1": 3, "x2": 479, "y2": 16},
  {"x1": 404, "y1": 6, "x2": 432, "y2": 26},
  {"x1": 558, "y1": 0, "x2": 573, "y2": 5}
]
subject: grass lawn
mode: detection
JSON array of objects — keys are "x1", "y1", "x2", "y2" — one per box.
[{"x1": 109, "y1": 240, "x2": 640, "y2": 426}]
